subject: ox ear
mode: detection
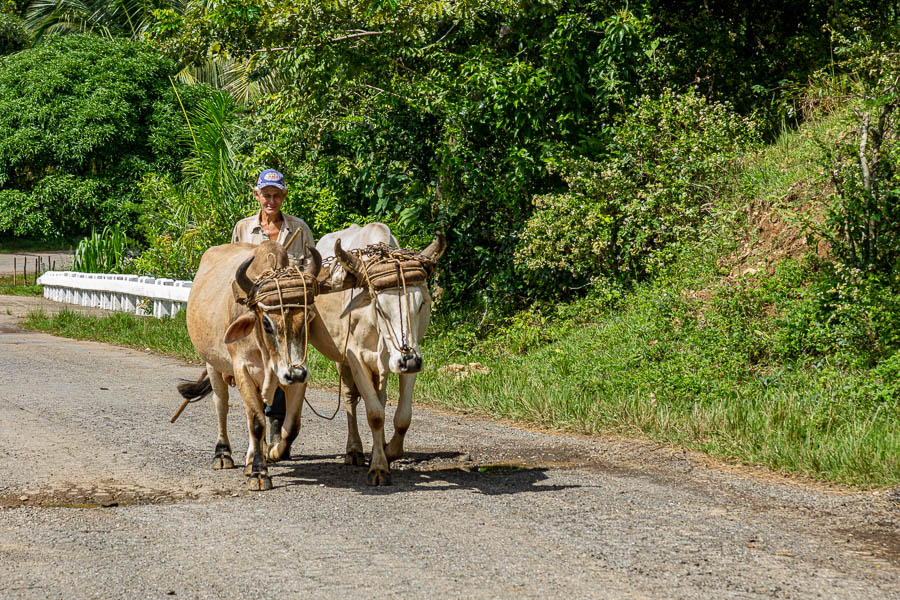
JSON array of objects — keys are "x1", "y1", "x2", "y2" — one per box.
[
  {"x1": 224, "y1": 312, "x2": 257, "y2": 344},
  {"x1": 340, "y1": 290, "x2": 372, "y2": 318},
  {"x1": 420, "y1": 232, "x2": 446, "y2": 262}
]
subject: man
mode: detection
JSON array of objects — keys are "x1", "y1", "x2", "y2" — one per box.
[
  {"x1": 232, "y1": 168, "x2": 315, "y2": 449},
  {"x1": 232, "y1": 168, "x2": 315, "y2": 264}
]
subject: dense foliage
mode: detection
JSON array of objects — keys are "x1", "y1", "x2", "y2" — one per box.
[
  {"x1": 141, "y1": 0, "x2": 897, "y2": 311},
  {"x1": 516, "y1": 89, "x2": 759, "y2": 297},
  {"x1": 6, "y1": 1, "x2": 900, "y2": 318},
  {"x1": 0, "y1": 34, "x2": 194, "y2": 240},
  {"x1": 0, "y1": 12, "x2": 27, "y2": 54}
]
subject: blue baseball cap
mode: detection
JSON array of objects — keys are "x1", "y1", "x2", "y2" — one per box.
[{"x1": 255, "y1": 168, "x2": 286, "y2": 190}]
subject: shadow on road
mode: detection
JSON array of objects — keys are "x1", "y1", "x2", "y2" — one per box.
[{"x1": 271, "y1": 450, "x2": 586, "y2": 496}]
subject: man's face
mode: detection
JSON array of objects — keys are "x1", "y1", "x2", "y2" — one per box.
[{"x1": 255, "y1": 186, "x2": 286, "y2": 219}]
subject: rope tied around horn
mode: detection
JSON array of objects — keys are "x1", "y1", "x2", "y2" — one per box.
[
  {"x1": 237, "y1": 265, "x2": 320, "y2": 310},
  {"x1": 321, "y1": 242, "x2": 437, "y2": 293}
]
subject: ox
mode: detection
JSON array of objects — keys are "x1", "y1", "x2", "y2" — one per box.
[
  {"x1": 309, "y1": 223, "x2": 445, "y2": 486},
  {"x1": 177, "y1": 239, "x2": 321, "y2": 491}
]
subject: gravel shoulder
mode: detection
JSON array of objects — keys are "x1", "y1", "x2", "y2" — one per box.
[{"x1": 1, "y1": 294, "x2": 898, "y2": 599}]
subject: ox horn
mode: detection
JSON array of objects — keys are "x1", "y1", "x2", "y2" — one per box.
[
  {"x1": 234, "y1": 256, "x2": 255, "y2": 295},
  {"x1": 334, "y1": 238, "x2": 364, "y2": 278},
  {"x1": 303, "y1": 246, "x2": 322, "y2": 276},
  {"x1": 420, "y1": 232, "x2": 446, "y2": 261}
]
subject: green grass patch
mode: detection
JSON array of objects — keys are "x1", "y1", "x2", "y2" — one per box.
[
  {"x1": 24, "y1": 308, "x2": 200, "y2": 362},
  {"x1": 415, "y1": 266, "x2": 899, "y2": 489},
  {"x1": 0, "y1": 275, "x2": 42, "y2": 296}
]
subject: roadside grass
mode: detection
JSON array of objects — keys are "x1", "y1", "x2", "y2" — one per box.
[
  {"x1": 0, "y1": 275, "x2": 42, "y2": 296},
  {"x1": 24, "y1": 309, "x2": 200, "y2": 362},
  {"x1": 416, "y1": 261, "x2": 899, "y2": 489}
]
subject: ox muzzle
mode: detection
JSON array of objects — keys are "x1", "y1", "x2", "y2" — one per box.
[
  {"x1": 397, "y1": 347, "x2": 424, "y2": 374},
  {"x1": 285, "y1": 365, "x2": 309, "y2": 384}
]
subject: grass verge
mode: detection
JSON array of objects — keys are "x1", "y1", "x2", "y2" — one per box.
[
  {"x1": 24, "y1": 308, "x2": 200, "y2": 362},
  {"x1": 415, "y1": 265, "x2": 899, "y2": 489},
  {"x1": 0, "y1": 275, "x2": 42, "y2": 296}
]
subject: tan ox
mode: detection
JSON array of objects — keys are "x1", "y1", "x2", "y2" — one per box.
[
  {"x1": 177, "y1": 239, "x2": 321, "y2": 491},
  {"x1": 310, "y1": 223, "x2": 445, "y2": 486}
]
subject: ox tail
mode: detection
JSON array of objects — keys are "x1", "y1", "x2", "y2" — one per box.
[{"x1": 177, "y1": 369, "x2": 213, "y2": 401}]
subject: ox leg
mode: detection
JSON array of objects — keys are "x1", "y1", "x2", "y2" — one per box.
[
  {"x1": 386, "y1": 373, "x2": 415, "y2": 463},
  {"x1": 348, "y1": 356, "x2": 390, "y2": 486},
  {"x1": 268, "y1": 383, "x2": 304, "y2": 463},
  {"x1": 341, "y1": 363, "x2": 365, "y2": 466},
  {"x1": 236, "y1": 369, "x2": 272, "y2": 491},
  {"x1": 208, "y1": 366, "x2": 235, "y2": 470}
]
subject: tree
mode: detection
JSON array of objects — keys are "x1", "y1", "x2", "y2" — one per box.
[
  {"x1": 0, "y1": 34, "x2": 191, "y2": 239},
  {"x1": 24, "y1": 0, "x2": 189, "y2": 40}
]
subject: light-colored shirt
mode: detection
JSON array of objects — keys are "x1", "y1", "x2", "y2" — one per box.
[{"x1": 232, "y1": 211, "x2": 315, "y2": 265}]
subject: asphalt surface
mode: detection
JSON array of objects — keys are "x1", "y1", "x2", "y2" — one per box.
[{"x1": 0, "y1": 295, "x2": 898, "y2": 599}]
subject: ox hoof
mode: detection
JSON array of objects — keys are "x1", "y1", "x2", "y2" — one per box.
[
  {"x1": 267, "y1": 445, "x2": 291, "y2": 463},
  {"x1": 248, "y1": 474, "x2": 273, "y2": 491},
  {"x1": 345, "y1": 450, "x2": 366, "y2": 466},
  {"x1": 366, "y1": 469, "x2": 392, "y2": 487},
  {"x1": 213, "y1": 455, "x2": 235, "y2": 470}
]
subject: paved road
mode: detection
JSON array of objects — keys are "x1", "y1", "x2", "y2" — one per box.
[{"x1": 0, "y1": 297, "x2": 898, "y2": 599}]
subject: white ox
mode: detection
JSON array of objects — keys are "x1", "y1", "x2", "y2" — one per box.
[
  {"x1": 310, "y1": 223, "x2": 445, "y2": 486},
  {"x1": 177, "y1": 239, "x2": 320, "y2": 491}
]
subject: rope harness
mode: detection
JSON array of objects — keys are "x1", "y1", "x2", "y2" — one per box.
[
  {"x1": 239, "y1": 263, "x2": 320, "y2": 367},
  {"x1": 321, "y1": 243, "x2": 437, "y2": 417},
  {"x1": 235, "y1": 261, "x2": 331, "y2": 417},
  {"x1": 326, "y1": 242, "x2": 436, "y2": 357}
]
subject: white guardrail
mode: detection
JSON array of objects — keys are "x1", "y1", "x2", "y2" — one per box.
[{"x1": 36, "y1": 271, "x2": 192, "y2": 318}]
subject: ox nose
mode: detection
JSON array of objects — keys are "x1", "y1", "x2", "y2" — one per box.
[
  {"x1": 400, "y1": 353, "x2": 423, "y2": 373},
  {"x1": 286, "y1": 365, "x2": 308, "y2": 384}
]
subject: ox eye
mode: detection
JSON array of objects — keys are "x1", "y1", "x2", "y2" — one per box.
[{"x1": 262, "y1": 316, "x2": 275, "y2": 334}]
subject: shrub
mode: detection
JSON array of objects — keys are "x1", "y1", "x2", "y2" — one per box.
[
  {"x1": 516, "y1": 89, "x2": 760, "y2": 295},
  {"x1": 0, "y1": 12, "x2": 26, "y2": 54},
  {"x1": 73, "y1": 225, "x2": 133, "y2": 274},
  {"x1": 774, "y1": 260, "x2": 900, "y2": 366},
  {"x1": 818, "y1": 29, "x2": 900, "y2": 280},
  {"x1": 0, "y1": 174, "x2": 138, "y2": 240}
]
